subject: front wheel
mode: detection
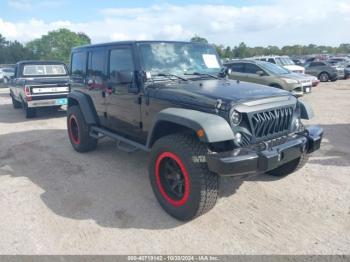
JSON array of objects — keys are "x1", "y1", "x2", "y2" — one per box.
[
  {"x1": 267, "y1": 153, "x2": 310, "y2": 177},
  {"x1": 149, "y1": 134, "x2": 218, "y2": 221},
  {"x1": 319, "y1": 72, "x2": 330, "y2": 82},
  {"x1": 67, "y1": 105, "x2": 97, "y2": 153}
]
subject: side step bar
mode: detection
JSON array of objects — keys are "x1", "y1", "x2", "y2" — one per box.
[{"x1": 90, "y1": 126, "x2": 150, "y2": 152}]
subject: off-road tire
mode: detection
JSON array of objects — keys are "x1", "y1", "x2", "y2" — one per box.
[
  {"x1": 149, "y1": 134, "x2": 218, "y2": 221},
  {"x1": 11, "y1": 96, "x2": 21, "y2": 109},
  {"x1": 267, "y1": 153, "x2": 310, "y2": 177},
  {"x1": 21, "y1": 99, "x2": 36, "y2": 118},
  {"x1": 319, "y1": 72, "x2": 330, "y2": 82},
  {"x1": 67, "y1": 105, "x2": 97, "y2": 153}
]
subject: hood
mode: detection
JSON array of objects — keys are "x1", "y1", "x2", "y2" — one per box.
[
  {"x1": 284, "y1": 65, "x2": 305, "y2": 73},
  {"x1": 287, "y1": 73, "x2": 314, "y2": 84},
  {"x1": 147, "y1": 79, "x2": 291, "y2": 110},
  {"x1": 22, "y1": 76, "x2": 69, "y2": 86}
]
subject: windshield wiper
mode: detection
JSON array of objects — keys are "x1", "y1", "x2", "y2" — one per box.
[
  {"x1": 184, "y1": 72, "x2": 219, "y2": 79},
  {"x1": 154, "y1": 73, "x2": 188, "y2": 81}
]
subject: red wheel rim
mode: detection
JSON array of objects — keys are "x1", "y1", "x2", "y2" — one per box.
[
  {"x1": 155, "y1": 152, "x2": 190, "y2": 207},
  {"x1": 68, "y1": 114, "x2": 80, "y2": 145}
]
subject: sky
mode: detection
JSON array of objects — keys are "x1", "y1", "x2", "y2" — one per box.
[{"x1": 0, "y1": 0, "x2": 349, "y2": 47}]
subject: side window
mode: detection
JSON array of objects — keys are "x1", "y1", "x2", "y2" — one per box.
[
  {"x1": 310, "y1": 62, "x2": 324, "y2": 67},
  {"x1": 88, "y1": 50, "x2": 106, "y2": 78},
  {"x1": 244, "y1": 63, "x2": 260, "y2": 74},
  {"x1": 230, "y1": 63, "x2": 244, "y2": 73},
  {"x1": 268, "y1": 58, "x2": 275, "y2": 64},
  {"x1": 71, "y1": 52, "x2": 87, "y2": 77},
  {"x1": 109, "y1": 48, "x2": 134, "y2": 83}
]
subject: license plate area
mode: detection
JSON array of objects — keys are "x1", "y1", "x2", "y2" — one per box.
[
  {"x1": 32, "y1": 86, "x2": 69, "y2": 94},
  {"x1": 55, "y1": 98, "x2": 67, "y2": 105}
]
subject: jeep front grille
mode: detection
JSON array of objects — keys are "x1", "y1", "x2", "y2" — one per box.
[{"x1": 251, "y1": 107, "x2": 293, "y2": 140}]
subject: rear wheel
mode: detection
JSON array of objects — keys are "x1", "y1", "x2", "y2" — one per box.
[
  {"x1": 267, "y1": 153, "x2": 310, "y2": 177},
  {"x1": 67, "y1": 105, "x2": 97, "y2": 152},
  {"x1": 319, "y1": 72, "x2": 329, "y2": 82},
  {"x1": 11, "y1": 95, "x2": 21, "y2": 109},
  {"x1": 21, "y1": 99, "x2": 36, "y2": 118},
  {"x1": 149, "y1": 134, "x2": 218, "y2": 221}
]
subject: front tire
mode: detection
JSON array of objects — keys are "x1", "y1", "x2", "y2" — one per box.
[
  {"x1": 267, "y1": 153, "x2": 310, "y2": 177},
  {"x1": 149, "y1": 134, "x2": 218, "y2": 221},
  {"x1": 67, "y1": 105, "x2": 97, "y2": 153},
  {"x1": 319, "y1": 72, "x2": 330, "y2": 82}
]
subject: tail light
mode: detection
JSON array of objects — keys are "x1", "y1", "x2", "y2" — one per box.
[{"x1": 24, "y1": 85, "x2": 32, "y2": 101}]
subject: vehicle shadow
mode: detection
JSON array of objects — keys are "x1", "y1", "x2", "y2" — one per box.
[
  {"x1": 0, "y1": 103, "x2": 66, "y2": 123},
  {"x1": 0, "y1": 124, "x2": 348, "y2": 230}
]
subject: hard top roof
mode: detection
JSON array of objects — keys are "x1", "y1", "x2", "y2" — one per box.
[{"x1": 72, "y1": 40, "x2": 211, "y2": 52}]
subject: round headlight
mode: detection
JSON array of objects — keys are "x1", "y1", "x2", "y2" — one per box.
[{"x1": 231, "y1": 110, "x2": 242, "y2": 126}]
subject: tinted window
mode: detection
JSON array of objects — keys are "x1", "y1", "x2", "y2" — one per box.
[
  {"x1": 71, "y1": 52, "x2": 87, "y2": 76},
  {"x1": 109, "y1": 48, "x2": 134, "y2": 81},
  {"x1": 268, "y1": 58, "x2": 276, "y2": 64},
  {"x1": 88, "y1": 50, "x2": 105, "y2": 78},
  {"x1": 310, "y1": 62, "x2": 325, "y2": 67},
  {"x1": 229, "y1": 63, "x2": 244, "y2": 73},
  {"x1": 244, "y1": 63, "x2": 261, "y2": 74},
  {"x1": 23, "y1": 64, "x2": 67, "y2": 76}
]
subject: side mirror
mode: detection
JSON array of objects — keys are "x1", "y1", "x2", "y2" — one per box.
[
  {"x1": 256, "y1": 70, "x2": 264, "y2": 76},
  {"x1": 219, "y1": 66, "x2": 231, "y2": 77}
]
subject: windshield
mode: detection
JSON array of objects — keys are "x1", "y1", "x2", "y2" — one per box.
[
  {"x1": 275, "y1": 57, "x2": 295, "y2": 66},
  {"x1": 138, "y1": 42, "x2": 222, "y2": 78},
  {"x1": 3, "y1": 68, "x2": 14, "y2": 73},
  {"x1": 23, "y1": 64, "x2": 67, "y2": 76},
  {"x1": 260, "y1": 62, "x2": 290, "y2": 75}
]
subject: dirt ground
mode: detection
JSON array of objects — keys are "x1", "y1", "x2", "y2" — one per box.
[{"x1": 0, "y1": 80, "x2": 349, "y2": 255}]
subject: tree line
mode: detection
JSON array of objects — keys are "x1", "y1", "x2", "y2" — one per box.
[
  {"x1": 190, "y1": 35, "x2": 350, "y2": 59},
  {"x1": 0, "y1": 29, "x2": 90, "y2": 65},
  {"x1": 1, "y1": 30, "x2": 349, "y2": 65}
]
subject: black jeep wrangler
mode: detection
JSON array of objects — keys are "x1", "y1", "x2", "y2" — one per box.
[{"x1": 67, "y1": 41, "x2": 323, "y2": 221}]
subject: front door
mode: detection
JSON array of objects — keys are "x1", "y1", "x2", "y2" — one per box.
[{"x1": 105, "y1": 46, "x2": 143, "y2": 142}]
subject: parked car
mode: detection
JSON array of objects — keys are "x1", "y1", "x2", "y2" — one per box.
[
  {"x1": 292, "y1": 58, "x2": 305, "y2": 66},
  {"x1": 327, "y1": 61, "x2": 346, "y2": 79},
  {"x1": 67, "y1": 41, "x2": 323, "y2": 221},
  {"x1": 0, "y1": 67, "x2": 15, "y2": 86},
  {"x1": 9, "y1": 60, "x2": 70, "y2": 118},
  {"x1": 345, "y1": 64, "x2": 350, "y2": 79},
  {"x1": 254, "y1": 56, "x2": 305, "y2": 74},
  {"x1": 224, "y1": 60, "x2": 310, "y2": 96},
  {"x1": 304, "y1": 61, "x2": 338, "y2": 82}
]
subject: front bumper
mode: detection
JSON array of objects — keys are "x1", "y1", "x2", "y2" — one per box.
[{"x1": 207, "y1": 126, "x2": 323, "y2": 176}]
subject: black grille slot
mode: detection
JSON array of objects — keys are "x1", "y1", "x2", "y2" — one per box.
[{"x1": 251, "y1": 107, "x2": 293, "y2": 140}]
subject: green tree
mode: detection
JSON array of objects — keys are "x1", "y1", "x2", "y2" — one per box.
[
  {"x1": 190, "y1": 35, "x2": 209, "y2": 44},
  {"x1": 26, "y1": 28, "x2": 91, "y2": 63}
]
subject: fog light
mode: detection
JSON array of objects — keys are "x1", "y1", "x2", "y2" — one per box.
[{"x1": 234, "y1": 132, "x2": 242, "y2": 144}]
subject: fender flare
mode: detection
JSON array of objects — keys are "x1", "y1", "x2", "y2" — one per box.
[
  {"x1": 67, "y1": 91, "x2": 99, "y2": 125},
  {"x1": 298, "y1": 101, "x2": 314, "y2": 120},
  {"x1": 146, "y1": 108, "x2": 234, "y2": 147}
]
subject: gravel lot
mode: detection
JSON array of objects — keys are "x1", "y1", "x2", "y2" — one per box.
[{"x1": 0, "y1": 81, "x2": 349, "y2": 255}]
